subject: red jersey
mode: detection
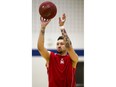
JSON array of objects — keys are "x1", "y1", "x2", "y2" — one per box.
[{"x1": 47, "y1": 52, "x2": 76, "y2": 87}]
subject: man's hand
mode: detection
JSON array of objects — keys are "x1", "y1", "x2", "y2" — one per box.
[
  {"x1": 59, "y1": 13, "x2": 66, "y2": 26},
  {"x1": 40, "y1": 17, "x2": 51, "y2": 28}
]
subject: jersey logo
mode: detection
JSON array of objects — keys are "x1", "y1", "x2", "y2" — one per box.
[{"x1": 60, "y1": 58, "x2": 64, "y2": 64}]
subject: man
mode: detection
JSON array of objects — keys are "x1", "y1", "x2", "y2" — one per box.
[{"x1": 37, "y1": 13, "x2": 78, "y2": 87}]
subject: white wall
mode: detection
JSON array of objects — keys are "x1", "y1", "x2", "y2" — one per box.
[
  {"x1": 32, "y1": 0, "x2": 84, "y2": 87},
  {"x1": 32, "y1": 57, "x2": 48, "y2": 87}
]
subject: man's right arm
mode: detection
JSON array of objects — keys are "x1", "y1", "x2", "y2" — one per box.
[{"x1": 37, "y1": 17, "x2": 51, "y2": 62}]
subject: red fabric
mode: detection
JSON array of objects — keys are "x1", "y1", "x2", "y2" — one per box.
[{"x1": 47, "y1": 52, "x2": 76, "y2": 87}]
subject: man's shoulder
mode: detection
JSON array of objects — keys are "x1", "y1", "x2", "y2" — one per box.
[{"x1": 50, "y1": 51, "x2": 57, "y2": 57}]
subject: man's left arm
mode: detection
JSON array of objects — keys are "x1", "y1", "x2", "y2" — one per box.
[
  {"x1": 60, "y1": 27, "x2": 78, "y2": 67},
  {"x1": 59, "y1": 14, "x2": 78, "y2": 68}
]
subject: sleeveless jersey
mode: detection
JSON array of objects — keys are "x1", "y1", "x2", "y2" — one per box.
[{"x1": 47, "y1": 52, "x2": 76, "y2": 87}]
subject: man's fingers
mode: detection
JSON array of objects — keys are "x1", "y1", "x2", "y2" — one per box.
[
  {"x1": 62, "y1": 13, "x2": 66, "y2": 21},
  {"x1": 40, "y1": 17, "x2": 50, "y2": 22},
  {"x1": 59, "y1": 17, "x2": 61, "y2": 22},
  {"x1": 47, "y1": 19, "x2": 51, "y2": 23},
  {"x1": 40, "y1": 16, "x2": 43, "y2": 21}
]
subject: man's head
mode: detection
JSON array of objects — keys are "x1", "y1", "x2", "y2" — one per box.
[{"x1": 56, "y1": 36, "x2": 67, "y2": 54}]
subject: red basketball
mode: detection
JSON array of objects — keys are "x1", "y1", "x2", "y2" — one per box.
[{"x1": 39, "y1": 1, "x2": 57, "y2": 19}]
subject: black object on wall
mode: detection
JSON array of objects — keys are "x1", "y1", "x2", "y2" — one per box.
[{"x1": 76, "y1": 62, "x2": 84, "y2": 84}]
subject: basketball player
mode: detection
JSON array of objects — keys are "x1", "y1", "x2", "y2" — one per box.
[{"x1": 37, "y1": 13, "x2": 78, "y2": 87}]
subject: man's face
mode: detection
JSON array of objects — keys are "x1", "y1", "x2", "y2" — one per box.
[{"x1": 56, "y1": 39, "x2": 66, "y2": 54}]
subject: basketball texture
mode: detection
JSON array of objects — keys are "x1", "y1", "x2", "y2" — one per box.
[{"x1": 39, "y1": 1, "x2": 57, "y2": 19}]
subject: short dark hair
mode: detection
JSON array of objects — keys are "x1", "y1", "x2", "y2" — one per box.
[
  {"x1": 57, "y1": 36, "x2": 72, "y2": 45},
  {"x1": 57, "y1": 36, "x2": 64, "y2": 40}
]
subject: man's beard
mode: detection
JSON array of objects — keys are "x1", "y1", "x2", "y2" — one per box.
[{"x1": 57, "y1": 51, "x2": 63, "y2": 54}]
